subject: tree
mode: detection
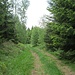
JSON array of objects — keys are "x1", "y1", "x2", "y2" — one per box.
[
  {"x1": 31, "y1": 27, "x2": 39, "y2": 46},
  {"x1": 15, "y1": 16, "x2": 27, "y2": 44},
  {"x1": 38, "y1": 28, "x2": 45, "y2": 47},
  {"x1": 47, "y1": 0, "x2": 75, "y2": 61},
  {"x1": 26, "y1": 28, "x2": 31, "y2": 44},
  {"x1": 44, "y1": 23, "x2": 65, "y2": 50},
  {"x1": 0, "y1": 0, "x2": 15, "y2": 43},
  {"x1": 18, "y1": 0, "x2": 29, "y2": 24},
  {"x1": 13, "y1": 0, "x2": 29, "y2": 44},
  {"x1": 47, "y1": 0, "x2": 75, "y2": 27}
]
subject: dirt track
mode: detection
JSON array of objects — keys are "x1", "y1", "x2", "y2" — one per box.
[
  {"x1": 41, "y1": 50, "x2": 75, "y2": 75},
  {"x1": 31, "y1": 48, "x2": 75, "y2": 75},
  {"x1": 31, "y1": 51, "x2": 45, "y2": 75}
]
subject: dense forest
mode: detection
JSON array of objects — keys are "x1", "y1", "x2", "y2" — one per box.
[{"x1": 0, "y1": 0, "x2": 75, "y2": 75}]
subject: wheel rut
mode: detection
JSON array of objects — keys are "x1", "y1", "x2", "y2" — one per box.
[
  {"x1": 40, "y1": 50, "x2": 75, "y2": 75},
  {"x1": 31, "y1": 50, "x2": 45, "y2": 75}
]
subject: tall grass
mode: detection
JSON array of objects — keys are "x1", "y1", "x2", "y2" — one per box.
[
  {"x1": 48, "y1": 50, "x2": 75, "y2": 72},
  {"x1": 32, "y1": 47, "x2": 63, "y2": 75},
  {"x1": 0, "y1": 41, "x2": 33, "y2": 75}
]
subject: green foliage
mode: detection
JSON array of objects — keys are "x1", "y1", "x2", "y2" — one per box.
[
  {"x1": 0, "y1": 0, "x2": 29, "y2": 44},
  {"x1": 46, "y1": 0, "x2": 75, "y2": 61},
  {"x1": 14, "y1": 0, "x2": 30, "y2": 44},
  {"x1": 47, "y1": 50, "x2": 75, "y2": 72},
  {"x1": 0, "y1": 61, "x2": 7, "y2": 75},
  {"x1": 26, "y1": 28, "x2": 31, "y2": 44},
  {"x1": 44, "y1": 23, "x2": 64, "y2": 50},
  {"x1": 48, "y1": 0, "x2": 75, "y2": 27},
  {"x1": 18, "y1": 0, "x2": 30, "y2": 24},
  {"x1": 38, "y1": 28, "x2": 45, "y2": 46},
  {"x1": 0, "y1": 41, "x2": 33, "y2": 75},
  {"x1": 15, "y1": 16, "x2": 27, "y2": 44},
  {"x1": 6, "y1": 44, "x2": 33, "y2": 75},
  {"x1": 31, "y1": 27, "x2": 39, "y2": 46},
  {"x1": 31, "y1": 47, "x2": 63, "y2": 75},
  {"x1": 31, "y1": 27, "x2": 45, "y2": 47},
  {"x1": 0, "y1": 0, "x2": 15, "y2": 43}
]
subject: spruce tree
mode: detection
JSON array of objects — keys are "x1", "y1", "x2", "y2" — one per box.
[
  {"x1": 46, "y1": 0, "x2": 75, "y2": 60},
  {"x1": 31, "y1": 27, "x2": 39, "y2": 46},
  {"x1": 0, "y1": 0, "x2": 15, "y2": 43}
]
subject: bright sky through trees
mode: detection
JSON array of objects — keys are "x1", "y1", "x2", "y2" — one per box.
[{"x1": 26, "y1": 0, "x2": 49, "y2": 28}]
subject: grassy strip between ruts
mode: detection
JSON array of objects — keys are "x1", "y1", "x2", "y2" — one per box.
[
  {"x1": 47, "y1": 50, "x2": 75, "y2": 72},
  {"x1": 31, "y1": 46, "x2": 63, "y2": 75},
  {"x1": 0, "y1": 42, "x2": 33, "y2": 75}
]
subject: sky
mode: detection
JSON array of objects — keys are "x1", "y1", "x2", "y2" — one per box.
[{"x1": 26, "y1": 0, "x2": 49, "y2": 28}]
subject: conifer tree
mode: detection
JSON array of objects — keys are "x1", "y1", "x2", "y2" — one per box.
[
  {"x1": 46, "y1": 0, "x2": 75, "y2": 60},
  {"x1": 31, "y1": 27, "x2": 39, "y2": 46},
  {"x1": 0, "y1": 0, "x2": 15, "y2": 43}
]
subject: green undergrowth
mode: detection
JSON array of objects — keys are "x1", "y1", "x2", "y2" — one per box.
[
  {"x1": 31, "y1": 46, "x2": 63, "y2": 75},
  {"x1": 47, "y1": 50, "x2": 75, "y2": 72},
  {"x1": 60, "y1": 59, "x2": 75, "y2": 72},
  {"x1": 0, "y1": 41, "x2": 33, "y2": 75}
]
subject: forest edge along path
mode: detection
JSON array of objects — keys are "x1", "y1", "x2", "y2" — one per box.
[
  {"x1": 30, "y1": 46, "x2": 75, "y2": 75},
  {"x1": 40, "y1": 49, "x2": 75, "y2": 75},
  {"x1": 31, "y1": 50, "x2": 45, "y2": 75}
]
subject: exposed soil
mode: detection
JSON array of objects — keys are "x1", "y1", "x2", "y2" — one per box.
[
  {"x1": 41, "y1": 50, "x2": 75, "y2": 75},
  {"x1": 31, "y1": 51, "x2": 45, "y2": 75}
]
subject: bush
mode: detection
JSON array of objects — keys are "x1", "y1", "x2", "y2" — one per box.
[{"x1": 0, "y1": 61, "x2": 7, "y2": 75}]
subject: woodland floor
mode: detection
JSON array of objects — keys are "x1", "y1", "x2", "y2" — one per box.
[
  {"x1": 31, "y1": 47, "x2": 75, "y2": 75},
  {"x1": 31, "y1": 51, "x2": 45, "y2": 75},
  {"x1": 1, "y1": 43, "x2": 75, "y2": 75}
]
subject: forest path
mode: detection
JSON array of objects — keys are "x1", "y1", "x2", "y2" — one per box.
[
  {"x1": 30, "y1": 45, "x2": 75, "y2": 75},
  {"x1": 31, "y1": 50, "x2": 45, "y2": 75},
  {"x1": 40, "y1": 49, "x2": 75, "y2": 75}
]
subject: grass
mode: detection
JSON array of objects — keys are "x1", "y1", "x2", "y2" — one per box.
[
  {"x1": 0, "y1": 41, "x2": 33, "y2": 75},
  {"x1": 31, "y1": 46, "x2": 63, "y2": 75},
  {"x1": 60, "y1": 59, "x2": 75, "y2": 72},
  {"x1": 67, "y1": 63, "x2": 75, "y2": 71},
  {"x1": 1, "y1": 42, "x2": 74, "y2": 75},
  {"x1": 47, "y1": 50, "x2": 75, "y2": 72}
]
